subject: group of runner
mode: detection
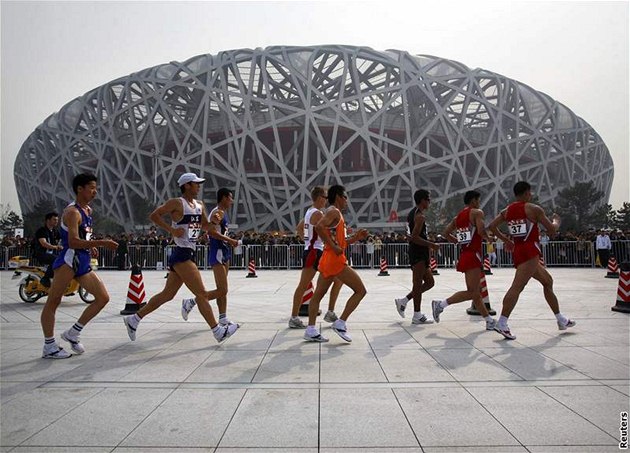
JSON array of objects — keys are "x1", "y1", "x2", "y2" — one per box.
[{"x1": 39, "y1": 173, "x2": 574, "y2": 359}]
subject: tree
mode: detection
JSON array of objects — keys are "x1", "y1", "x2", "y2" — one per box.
[
  {"x1": 592, "y1": 203, "x2": 617, "y2": 230},
  {"x1": 0, "y1": 204, "x2": 23, "y2": 236},
  {"x1": 22, "y1": 199, "x2": 58, "y2": 238},
  {"x1": 616, "y1": 202, "x2": 630, "y2": 230},
  {"x1": 555, "y1": 181, "x2": 605, "y2": 231}
]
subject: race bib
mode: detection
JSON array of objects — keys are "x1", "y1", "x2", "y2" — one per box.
[
  {"x1": 303, "y1": 226, "x2": 309, "y2": 240},
  {"x1": 189, "y1": 223, "x2": 201, "y2": 240},
  {"x1": 456, "y1": 228, "x2": 472, "y2": 244},
  {"x1": 507, "y1": 220, "x2": 528, "y2": 237},
  {"x1": 85, "y1": 226, "x2": 93, "y2": 241}
]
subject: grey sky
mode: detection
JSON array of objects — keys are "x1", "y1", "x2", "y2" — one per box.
[{"x1": 2, "y1": 0, "x2": 628, "y2": 216}]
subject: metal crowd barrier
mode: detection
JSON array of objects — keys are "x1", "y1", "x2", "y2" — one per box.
[{"x1": 2, "y1": 241, "x2": 630, "y2": 270}]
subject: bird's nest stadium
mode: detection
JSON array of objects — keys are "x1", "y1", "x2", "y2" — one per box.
[{"x1": 14, "y1": 45, "x2": 614, "y2": 231}]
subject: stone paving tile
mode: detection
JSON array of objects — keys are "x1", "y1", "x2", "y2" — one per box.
[
  {"x1": 219, "y1": 388, "x2": 318, "y2": 448},
  {"x1": 319, "y1": 388, "x2": 418, "y2": 448},
  {"x1": 538, "y1": 346, "x2": 630, "y2": 380},
  {"x1": 320, "y1": 348, "x2": 386, "y2": 383},
  {"x1": 20, "y1": 388, "x2": 172, "y2": 447},
  {"x1": 120, "y1": 388, "x2": 244, "y2": 448},
  {"x1": 373, "y1": 348, "x2": 454, "y2": 382},
  {"x1": 467, "y1": 386, "x2": 617, "y2": 446},
  {"x1": 481, "y1": 347, "x2": 590, "y2": 380},
  {"x1": 427, "y1": 348, "x2": 523, "y2": 381},
  {"x1": 252, "y1": 350, "x2": 320, "y2": 383},
  {"x1": 118, "y1": 347, "x2": 214, "y2": 382},
  {"x1": 394, "y1": 387, "x2": 519, "y2": 447},
  {"x1": 185, "y1": 350, "x2": 266, "y2": 383}
]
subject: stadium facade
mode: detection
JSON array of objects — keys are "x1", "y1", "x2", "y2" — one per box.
[{"x1": 14, "y1": 45, "x2": 614, "y2": 231}]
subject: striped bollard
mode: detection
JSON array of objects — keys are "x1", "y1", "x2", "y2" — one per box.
[
  {"x1": 605, "y1": 256, "x2": 619, "y2": 279},
  {"x1": 466, "y1": 273, "x2": 496, "y2": 316},
  {"x1": 246, "y1": 259, "x2": 258, "y2": 278},
  {"x1": 120, "y1": 264, "x2": 147, "y2": 315},
  {"x1": 483, "y1": 256, "x2": 493, "y2": 275},
  {"x1": 430, "y1": 256, "x2": 439, "y2": 275},
  {"x1": 378, "y1": 256, "x2": 390, "y2": 276},
  {"x1": 612, "y1": 263, "x2": 630, "y2": 313}
]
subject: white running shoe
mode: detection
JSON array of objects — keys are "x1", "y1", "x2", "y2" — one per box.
[
  {"x1": 411, "y1": 314, "x2": 434, "y2": 325},
  {"x1": 494, "y1": 324, "x2": 516, "y2": 340},
  {"x1": 485, "y1": 318, "x2": 497, "y2": 331},
  {"x1": 432, "y1": 299, "x2": 444, "y2": 323},
  {"x1": 395, "y1": 298, "x2": 407, "y2": 318},
  {"x1": 214, "y1": 323, "x2": 239, "y2": 343},
  {"x1": 123, "y1": 316, "x2": 137, "y2": 341},
  {"x1": 61, "y1": 330, "x2": 85, "y2": 354},
  {"x1": 303, "y1": 331, "x2": 329, "y2": 342},
  {"x1": 323, "y1": 310, "x2": 338, "y2": 323},
  {"x1": 331, "y1": 321, "x2": 352, "y2": 342},
  {"x1": 288, "y1": 317, "x2": 306, "y2": 329},
  {"x1": 557, "y1": 319, "x2": 576, "y2": 331},
  {"x1": 181, "y1": 298, "x2": 196, "y2": 321},
  {"x1": 42, "y1": 345, "x2": 71, "y2": 359}
]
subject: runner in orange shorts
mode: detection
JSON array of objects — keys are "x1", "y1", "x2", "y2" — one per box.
[{"x1": 303, "y1": 185, "x2": 368, "y2": 343}]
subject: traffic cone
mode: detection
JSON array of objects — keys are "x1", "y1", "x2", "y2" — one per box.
[
  {"x1": 466, "y1": 273, "x2": 496, "y2": 316},
  {"x1": 378, "y1": 256, "x2": 390, "y2": 276},
  {"x1": 483, "y1": 256, "x2": 493, "y2": 275},
  {"x1": 605, "y1": 256, "x2": 619, "y2": 279},
  {"x1": 430, "y1": 256, "x2": 439, "y2": 275},
  {"x1": 539, "y1": 255, "x2": 545, "y2": 267},
  {"x1": 246, "y1": 259, "x2": 258, "y2": 278},
  {"x1": 612, "y1": 262, "x2": 630, "y2": 313},
  {"x1": 298, "y1": 280, "x2": 321, "y2": 316},
  {"x1": 120, "y1": 264, "x2": 146, "y2": 315}
]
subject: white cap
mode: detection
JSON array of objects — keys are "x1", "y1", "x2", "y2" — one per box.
[{"x1": 177, "y1": 173, "x2": 205, "y2": 186}]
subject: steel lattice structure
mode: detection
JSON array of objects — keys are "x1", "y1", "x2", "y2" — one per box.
[{"x1": 15, "y1": 45, "x2": 614, "y2": 231}]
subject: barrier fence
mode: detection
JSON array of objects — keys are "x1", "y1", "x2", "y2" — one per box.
[{"x1": 3, "y1": 241, "x2": 630, "y2": 271}]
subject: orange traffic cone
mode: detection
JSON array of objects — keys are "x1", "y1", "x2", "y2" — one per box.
[
  {"x1": 466, "y1": 273, "x2": 496, "y2": 316},
  {"x1": 298, "y1": 281, "x2": 316, "y2": 316},
  {"x1": 246, "y1": 259, "x2": 258, "y2": 278},
  {"x1": 606, "y1": 256, "x2": 619, "y2": 279},
  {"x1": 430, "y1": 256, "x2": 439, "y2": 275},
  {"x1": 612, "y1": 262, "x2": 630, "y2": 313},
  {"x1": 483, "y1": 256, "x2": 493, "y2": 275},
  {"x1": 378, "y1": 256, "x2": 390, "y2": 276},
  {"x1": 120, "y1": 264, "x2": 146, "y2": 315}
]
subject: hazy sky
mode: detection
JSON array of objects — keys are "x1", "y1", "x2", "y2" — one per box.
[{"x1": 2, "y1": 0, "x2": 628, "y2": 216}]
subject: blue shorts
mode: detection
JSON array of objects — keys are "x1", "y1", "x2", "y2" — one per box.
[
  {"x1": 53, "y1": 249, "x2": 92, "y2": 277},
  {"x1": 168, "y1": 247, "x2": 196, "y2": 270},
  {"x1": 209, "y1": 246, "x2": 231, "y2": 266}
]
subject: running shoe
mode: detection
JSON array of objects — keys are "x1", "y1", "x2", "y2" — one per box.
[
  {"x1": 42, "y1": 346, "x2": 71, "y2": 359},
  {"x1": 557, "y1": 319, "x2": 576, "y2": 331},
  {"x1": 432, "y1": 299, "x2": 444, "y2": 323},
  {"x1": 214, "y1": 323, "x2": 240, "y2": 343},
  {"x1": 303, "y1": 331, "x2": 329, "y2": 342},
  {"x1": 331, "y1": 321, "x2": 352, "y2": 342},
  {"x1": 123, "y1": 316, "x2": 137, "y2": 341},
  {"x1": 485, "y1": 318, "x2": 497, "y2": 331},
  {"x1": 411, "y1": 314, "x2": 434, "y2": 325},
  {"x1": 323, "y1": 310, "x2": 338, "y2": 323},
  {"x1": 395, "y1": 298, "x2": 407, "y2": 318},
  {"x1": 181, "y1": 298, "x2": 196, "y2": 321},
  {"x1": 494, "y1": 324, "x2": 516, "y2": 340},
  {"x1": 288, "y1": 317, "x2": 306, "y2": 329},
  {"x1": 61, "y1": 330, "x2": 85, "y2": 354}
]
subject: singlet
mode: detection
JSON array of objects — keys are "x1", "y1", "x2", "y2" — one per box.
[
  {"x1": 455, "y1": 206, "x2": 482, "y2": 253},
  {"x1": 172, "y1": 198, "x2": 203, "y2": 250},
  {"x1": 324, "y1": 208, "x2": 347, "y2": 252},
  {"x1": 504, "y1": 201, "x2": 539, "y2": 246},
  {"x1": 59, "y1": 202, "x2": 93, "y2": 251},
  {"x1": 407, "y1": 207, "x2": 428, "y2": 254},
  {"x1": 209, "y1": 206, "x2": 230, "y2": 251},
  {"x1": 303, "y1": 207, "x2": 324, "y2": 251}
]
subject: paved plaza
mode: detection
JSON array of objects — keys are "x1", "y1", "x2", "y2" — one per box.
[{"x1": 1, "y1": 266, "x2": 628, "y2": 452}]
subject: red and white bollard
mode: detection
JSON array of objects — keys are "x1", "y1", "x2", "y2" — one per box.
[
  {"x1": 298, "y1": 281, "x2": 315, "y2": 316},
  {"x1": 246, "y1": 259, "x2": 258, "y2": 278},
  {"x1": 466, "y1": 273, "x2": 496, "y2": 316},
  {"x1": 612, "y1": 263, "x2": 630, "y2": 313},
  {"x1": 606, "y1": 256, "x2": 619, "y2": 279},
  {"x1": 430, "y1": 256, "x2": 439, "y2": 275},
  {"x1": 120, "y1": 264, "x2": 147, "y2": 315},
  {"x1": 483, "y1": 256, "x2": 493, "y2": 275},
  {"x1": 378, "y1": 256, "x2": 390, "y2": 276}
]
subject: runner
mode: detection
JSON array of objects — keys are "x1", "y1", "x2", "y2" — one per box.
[
  {"x1": 395, "y1": 189, "x2": 439, "y2": 325},
  {"x1": 123, "y1": 173, "x2": 239, "y2": 343},
  {"x1": 181, "y1": 188, "x2": 241, "y2": 326},
  {"x1": 289, "y1": 186, "x2": 342, "y2": 328},
  {"x1": 303, "y1": 185, "x2": 368, "y2": 342},
  {"x1": 431, "y1": 190, "x2": 496, "y2": 330},
  {"x1": 40, "y1": 173, "x2": 118, "y2": 358},
  {"x1": 488, "y1": 181, "x2": 575, "y2": 340}
]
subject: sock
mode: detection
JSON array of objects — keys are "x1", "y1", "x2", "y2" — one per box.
[
  {"x1": 306, "y1": 325, "x2": 318, "y2": 335},
  {"x1": 127, "y1": 314, "x2": 141, "y2": 329},
  {"x1": 212, "y1": 324, "x2": 225, "y2": 335},
  {"x1": 413, "y1": 311, "x2": 423, "y2": 318},
  {"x1": 334, "y1": 318, "x2": 346, "y2": 328},
  {"x1": 405, "y1": 296, "x2": 411, "y2": 302},
  {"x1": 219, "y1": 313, "x2": 226, "y2": 320},
  {"x1": 484, "y1": 315, "x2": 494, "y2": 323},
  {"x1": 498, "y1": 315, "x2": 509, "y2": 327},
  {"x1": 291, "y1": 315, "x2": 300, "y2": 321},
  {"x1": 554, "y1": 312, "x2": 568, "y2": 324},
  {"x1": 439, "y1": 299, "x2": 448, "y2": 309},
  {"x1": 68, "y1": 322, "x2": 84, "y2": 338},
  {"x1": 44, "y1": 337, "x2": 57, "y2": 349}
]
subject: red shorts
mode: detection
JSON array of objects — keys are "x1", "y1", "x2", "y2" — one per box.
[
  {"x1": 456, "y1": 250, "x2": 482, "y2": 273},
  {"x1": 513, "y1": 242, "x2": 541, "y2": 267}
]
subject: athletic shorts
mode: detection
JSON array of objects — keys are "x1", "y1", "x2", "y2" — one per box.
[
  {"x1": 456, "y1": 250, "x2": 482, "y2": 273},
  {"x1": 168, "y1": 246, "x2": 196, "y2": 270},
  {"x1": 318, "y1": 251, "x2": 347, "y2": 279},
  {"x1": 303, "y1": 248, "x2": 323, "y2": 270},
  {"x1": 513, "y1": 242, "x2": 541, "y2": 267},
  {"x1": 209, "y1": 245, "x2": 231, "y2": 266},
  {"x1": 53, "y1": 249, "x2": 92, "y2": 277},
  {"x1": 409, "y1": 248, "x2": 429, "y2": 268}
]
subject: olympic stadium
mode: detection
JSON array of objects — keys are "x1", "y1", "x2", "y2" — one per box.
[{"x1": 14, "y1": 45, "x2": 614, "y2": 231}]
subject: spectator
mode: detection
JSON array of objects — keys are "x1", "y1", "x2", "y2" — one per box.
[{"x1": 595, "y1": 230, "x2": 612, "y2": 267}]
